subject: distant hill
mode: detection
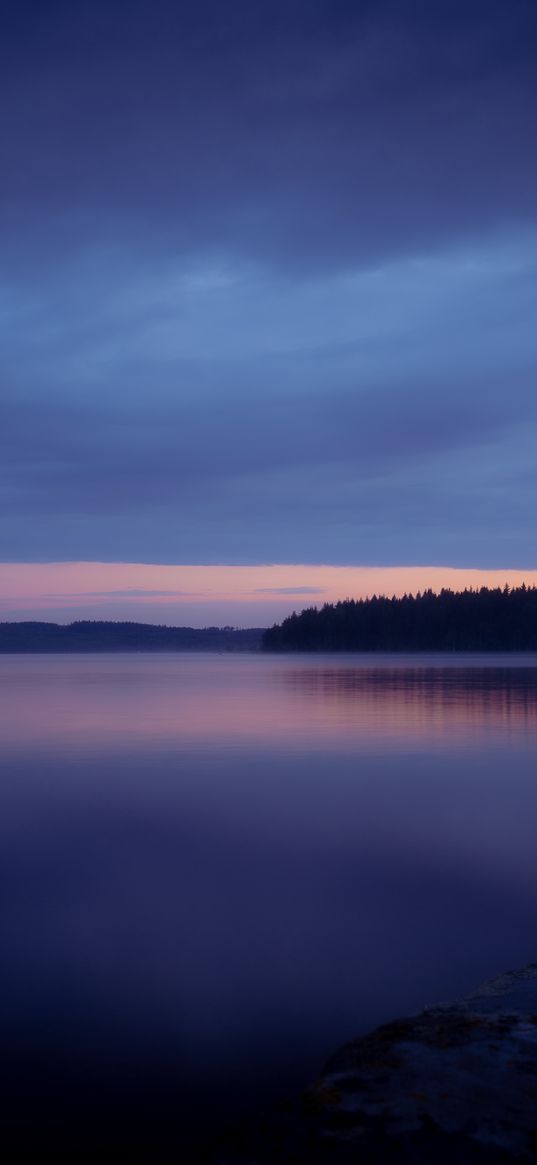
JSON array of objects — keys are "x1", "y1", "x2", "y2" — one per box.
[
  {"x1": 0, "y1": 621, "x2": 264, "y2": 653},
  {"x1": 262, "y1": 586, "x2": 537, "y2": 652}
]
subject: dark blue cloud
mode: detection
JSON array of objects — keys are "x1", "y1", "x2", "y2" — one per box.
[
  {"x1": 1, "y1": 1, "x2": 536, "y2": 566},
  {"x1": 3, "y1": 0, "x2": 537, "y2": 268}
]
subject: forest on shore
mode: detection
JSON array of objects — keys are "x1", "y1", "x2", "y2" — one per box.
[
  {"x1": 0, "y1": 621, "x2": 263, "y2": 652},
  {"x1": 262, "y1": 585, "x2": 537, "y2": 651}
]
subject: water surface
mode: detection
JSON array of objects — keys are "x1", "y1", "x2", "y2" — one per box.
[{"x1": 2, "y1": 653, "x2": 537, "y2": 1158}]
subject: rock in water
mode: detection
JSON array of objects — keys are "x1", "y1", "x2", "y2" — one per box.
[{"x1": 211, "y1": 965, "x2": 537, "y2": 1162}]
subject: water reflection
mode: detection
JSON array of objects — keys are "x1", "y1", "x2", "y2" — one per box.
[
  {"x1": 279, "y1": 661, "x2": 537, "y2": 741},
  {"x1": 1, "y1": 653, "x2": 537, "y2": 1159},
  {"x1": 1, "y1": 654, "x2": 537, "y2": 753}
]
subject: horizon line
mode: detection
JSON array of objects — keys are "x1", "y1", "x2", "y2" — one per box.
[{"x1": 2, "y1": 563, "x2": 537, "y2": 627}]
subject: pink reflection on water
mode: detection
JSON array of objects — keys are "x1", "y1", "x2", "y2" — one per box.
[{"x1": 1, "y1": 654, "x2": 537, "y2": 754}]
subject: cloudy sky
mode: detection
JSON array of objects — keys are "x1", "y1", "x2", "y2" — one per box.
[{"x1": 2, "y1": 0, "x2": 537, "y2": 624}]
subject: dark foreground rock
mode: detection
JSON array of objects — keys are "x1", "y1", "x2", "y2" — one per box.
[{"x1": 210, "y1": 965, "x2": 537, "y2": 1163}]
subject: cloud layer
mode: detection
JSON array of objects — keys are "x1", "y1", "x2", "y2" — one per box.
[{"x1": 1, "y1": 1, "x2": 537, "y2": 568}]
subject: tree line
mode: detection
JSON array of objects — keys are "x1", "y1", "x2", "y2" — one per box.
[
  {"x1": 0, "y1": 621, "x2": 263, "y2": 653},
  {"x1": 262, "y1": 585, "x2": 537, "y2": 651}
]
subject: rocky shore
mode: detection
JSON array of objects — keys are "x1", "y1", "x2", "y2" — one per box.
[{"x1": 210, "y1": 965, "x2": 537, "y2": 1163}]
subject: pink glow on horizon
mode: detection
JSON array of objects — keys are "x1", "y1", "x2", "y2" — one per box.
[{"x1": 1, "y1": 562, "x2": 537, "y2": 625}]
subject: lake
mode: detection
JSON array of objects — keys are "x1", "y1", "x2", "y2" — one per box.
[{"x1": 2, "y1": 652, "x2": 537, "y2": 1159}]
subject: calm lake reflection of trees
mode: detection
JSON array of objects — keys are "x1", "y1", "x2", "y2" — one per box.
[{"x1": 276, "y1": 662, "x2": 537, "y2": 737}]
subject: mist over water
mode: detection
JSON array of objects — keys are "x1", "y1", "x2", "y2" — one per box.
[{"x1": 2, "y1": 653, "x2": 537, "y2": 1158}]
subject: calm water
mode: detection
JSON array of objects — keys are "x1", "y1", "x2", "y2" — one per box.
[{"x1": 2, "y1": 652, "x2": 537, "y2": 1158}]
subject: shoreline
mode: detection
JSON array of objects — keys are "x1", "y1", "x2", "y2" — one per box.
[{"x1": 211, "y1": 965, "x2": 537, "y2": 1162}]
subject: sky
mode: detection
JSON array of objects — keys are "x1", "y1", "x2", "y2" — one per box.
[{"x1": 2, "y1": 0, "x2": 537, "y2": 625}]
